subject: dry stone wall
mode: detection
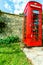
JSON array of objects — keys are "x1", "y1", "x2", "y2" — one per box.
[{"x1": 0, "y1": 13, "x2": 24, "y2": 39}]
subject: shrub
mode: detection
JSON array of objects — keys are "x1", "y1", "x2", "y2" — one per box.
[
  {"x1": 0, "y1": 35, "x2": 20, "y2": 44},
  {"x1": 4, "y1": 37, "x2": 10, "y2": 44},
  {"x1": 0, "y1": 39, "x2": 3, "y2": 43},
  {"x1": 14, "y1": 35, "x2": 20, "y2": 42}
]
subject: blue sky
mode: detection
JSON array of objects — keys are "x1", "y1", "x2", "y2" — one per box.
[{"x1": 0, "y1": 0, "x2": 43, "y2": 14}]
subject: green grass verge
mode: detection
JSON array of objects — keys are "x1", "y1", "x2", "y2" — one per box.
[{"x1": 0, "y1": 43, "x2": 32, "y2": 65}]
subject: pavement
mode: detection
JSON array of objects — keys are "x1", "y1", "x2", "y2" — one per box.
[{"x1": 23, "y1": 47, "x2": 43, "y2": 65}]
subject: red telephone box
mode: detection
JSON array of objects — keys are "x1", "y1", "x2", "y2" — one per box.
[{"x1": 23, "y1": 1, "x2": 42, "y2": 47}]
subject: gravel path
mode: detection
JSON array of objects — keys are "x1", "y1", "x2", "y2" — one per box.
[{"x1": 23, "y1": 47, "x2": 43, "y2": 65}]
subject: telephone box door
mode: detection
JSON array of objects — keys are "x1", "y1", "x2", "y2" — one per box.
[{"x1": 30, "y1": 9, "x2": 42, "y2": 46}]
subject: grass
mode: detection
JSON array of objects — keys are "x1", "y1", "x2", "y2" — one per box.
[{"x1": 0, "y1": 43, "x2": 32, "y2": 65}]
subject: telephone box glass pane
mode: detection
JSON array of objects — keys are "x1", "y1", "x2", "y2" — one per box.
[
  {"x1": 33, "y1": 10, "x2": 39, "y2": 14},
  {"x1": 32, "y1": 10, "x2": 39, "y2": 40}
]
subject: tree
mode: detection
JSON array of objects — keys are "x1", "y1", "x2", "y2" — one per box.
[
  {"x1": 0, "y1": 10, "x2": 3, "y2": 16},
  {"x1": 19, "y1": 12, "x2": 24, "y2": 16}
]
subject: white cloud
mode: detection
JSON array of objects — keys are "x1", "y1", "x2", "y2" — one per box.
[
  {"x1": 9, "y1": 0, "x2": 16, "y2": 3},
  {"x1": 14, "y1": 9, "x2": 23, "y2": 14},
  {"x1": 9, "y1": 0, "x2": 23, "y2": 3},
  {"x1": 14, "y1": 4, "x2": 20, "y2": 9},
  {"x1": 14, "y1": 4, "x2": 25, "y2": 14},
  {"x1": 4, "y1": 2, "x2": 12, "y2": 11},
  {"x1": 9, "y1": 0, "x2": 30, "y2": 14}
]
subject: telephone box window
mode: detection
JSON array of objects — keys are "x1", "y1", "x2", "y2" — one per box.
[
  {"x1": 33, "y1": 10, "x2": 39, "y2": 14},
  {"x1": 32, "y1": 10, "x2": 39, "y2": 40}
]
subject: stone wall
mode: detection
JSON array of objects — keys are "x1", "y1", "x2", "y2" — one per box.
[{"x1": 0, "y1": 13, "x2": 24, "y2": 39}]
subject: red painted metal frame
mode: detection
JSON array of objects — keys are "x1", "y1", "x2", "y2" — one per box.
[{"x1": 23, "y1": 1, "x2": 42, "y2": 46}]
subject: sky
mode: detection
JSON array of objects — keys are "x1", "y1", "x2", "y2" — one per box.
[{"x1": 0, "y1": 0, "x2": 43, "y2": 14}]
